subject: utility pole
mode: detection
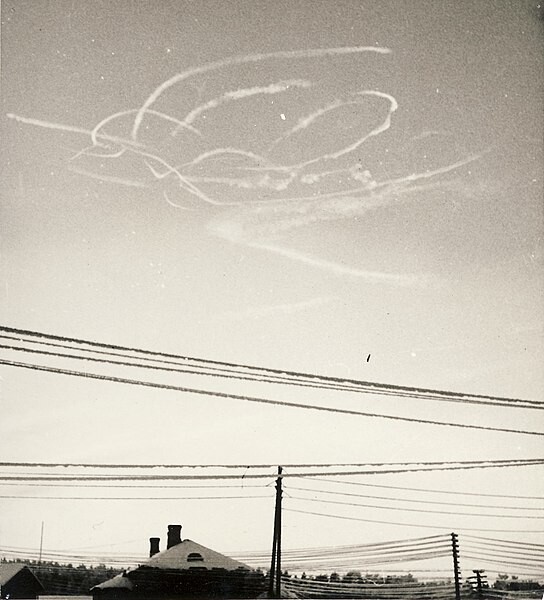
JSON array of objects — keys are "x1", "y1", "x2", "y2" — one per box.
[
  {"x1": 469, "y1": 569, "x2": 487, "y2": 599},
  {"x1": 451, "y1": 532, "x2": 461, "y2": 600},
  {"x1": 268, "y1": 466, "x2": 283, "y2": 598}
]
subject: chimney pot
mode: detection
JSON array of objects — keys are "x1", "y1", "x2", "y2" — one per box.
[
  {"x1": 167, "y1": 524, "x2": 182, "y2": 549},
  {"x1": 149, "y1": 537, "x2": 160, "y2": 557}
]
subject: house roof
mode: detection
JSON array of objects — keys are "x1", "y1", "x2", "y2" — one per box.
[
  {"x1": 0, "y1": 563, "x2": 28, "y2": 585},
  {"x1": 0, "y1": 563, "x2": 44, "y2": 589},
  {"x1": 92, "y1": 573, "x2": 134, "y2": 591},
  {"x1": 92, "y1": 539, "x2": 253, "y2": 592},
  {"x1": 146, "y1": 539, "x2": 251, "y2": 572}
]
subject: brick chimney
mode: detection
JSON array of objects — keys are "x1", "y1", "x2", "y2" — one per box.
[
  {"x1": 167, "y1": 524, "x2": 182, "y2": 549},
  {"x1": 149, "y1": 537, "x2": 160, "y2": 557}
]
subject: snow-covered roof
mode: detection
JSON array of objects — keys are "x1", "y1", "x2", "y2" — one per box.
[
  {"x1": 146, "y1": 539, "x2": 251, "y2": 572},
  {"x1": 92, "y1": 572, "x2": 134, "y2": 591}
]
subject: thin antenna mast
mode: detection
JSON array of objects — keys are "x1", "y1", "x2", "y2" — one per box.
[{"x1": 39, "y1": 521, "x2": 44, "y2": 563}]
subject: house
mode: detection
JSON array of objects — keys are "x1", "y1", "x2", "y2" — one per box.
[
  {"x1": 92, "y1": 524, "x2": 266, "y2": 599},
  {"x1": 0, "y1": 563, "x2": 45, "y2": 599}
]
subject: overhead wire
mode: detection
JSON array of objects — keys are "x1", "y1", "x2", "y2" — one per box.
[
  {"x1": 1, "y1": 325, "x2": 542, "y2": 410},
  {"x1": 0, "y1": 460, "x2": 542, "y2": 481},
  {"x1": 231, "y1": 535, "x2": 454, "y2": 565},
  {"x1": 273, "y1": 551, "x2": 453, "y2": 568},
  {"x1": 283, "y1": 578, "x2": 456, "y2": 586},
  {"x1": 278, "y1": 558, "x2": 454, "y2": 569},
  {"x1": 463, "y1": 541, "x2": 544, "y2": 555},
  {"x1": 0, "y1": 494, "x2": 272, "y2": 501},
  {"x1": 0, "y1": 550, "x2": 141, "y2": 564},
  {"x1": 2, "y1": 327, "x2": 543, "y2": 578},
  {"x1": 284, "y1": 508, "x2": 544, "y2": 533},
  {"x1": 1, "y1": 458, "x2": 541, "y2": 469},
  {"x1": 281, "y1": 588, "x2": 456, "y2": 600},
  {"x1": 274, "y1": 549, "x2": 453, "y2": 567},
  {"x1": 264, "y1": 541, "x2": 453, "y2": 562},
  {"x1": 237, "y1": 540, "x2": 454, "y2": 565},
  {"x1": 280, "y1": 578, "x2": 459, "y2": 599},
  {"x1": 487, "y1": 591, "x2": 544, "y2": 599},
  {"x1": 462, "y1": 553, "x2": 544, "y2": 571},
  {"x1": 285, "y1": 484, "x2": 544, "y2": 511},
  {"x1": 4, "y1": 531, "x2": 543, "y2": 583},
  {"x1": 2, "y1": 357, "x2": 543, "y2": 437},
  {"x1": 1, "y1": 478, "x2": 540, "y2": 506},
  {"x1": 0, "y1": 535, "x2": 449, "y2": 563},
  {"x1": 0, "y1": 554, "x2": 137, "y2": 567},
  {"x1": 248, "y1": 535, "x2": 450, "y2": 556},
  {"x1": 463, "y1": 534, "x2": 544, "y2": 549},
  {"x1": 0, "y1": 481, "x2": 270, "y2": 489},
  {"x1": 281, "y1": 578, "x2": 457, "y2": 592},
  {"x1": 304, "y1": 476, "x2": 544, "y2": 500},
  {"x1": 462, "y1": 543, "x2": 544, "y2": 563},
  {"x1": 285, "y1": 495, "x2": 544, "y2": 519}
]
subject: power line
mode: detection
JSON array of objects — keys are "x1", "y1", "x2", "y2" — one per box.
[
  {"x1": 2, "y1": 478, "x2": 540, "y2": 504},
  {"x1": 284, "y1": 508, "x2": 544, "y2": 533},
  {"x1": 303, "y1": 476, "x2": 544, "y2": 500},
  {"x1": 462, "y1": 553, "x2": 544, "y2": 570},
  {"x1": 286, "y1": 485, "x2": 544, "y2": 511},
  {"x1": 1, "y1": 458, "x2": 540, "y2": 469},
  {"x1": 1, "y1": 325, "x2": 541, "y2": 409},
  {"x1": 0, "y1": 482, "x2": 269, "y2": 489},
  {"x1": 281, "y1": 578, "x2": 456, "y2": 592},
  {"x1": 1, "y1": 461, "x2": 542, "y2": 482},
  {"x1": 286, "y1": 495, "x2": 544, "y2": 519},
  {"x1": 281, "y1": 549, "x2": 453, "y2": 568},
  {"x1": 248, "y1": 535, "x2": 451, "y2": 558},
  {"x1": 275, "y1": 544, "x2": 453, "y2": 562},
  {"x1": 0, "y1": 534, "x2": 450, "y2": 560},
  {"x1": 463, "y1": 543, "x2": 544, "y2": 561},
  {"x1": 242, "y1": 535, "x2": 452, "y2": 558},
  {"x1": 0, "y1": 537, "x2": 456, "y2": 576},
  {"x1": 463, "y1": 534, "x2": 544, "y2": 550},
  {"x1": 1, "y1": 358, "x2": 543, "y2": 437},
  {"x1": 0, "y1": 494, "x2": 271, "y2": 501}
]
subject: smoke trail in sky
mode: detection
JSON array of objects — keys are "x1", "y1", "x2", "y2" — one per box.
[{"x1": 7, "y1": 46, "x2": 483, "y2": 284}]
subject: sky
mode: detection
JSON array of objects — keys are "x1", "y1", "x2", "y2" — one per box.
[{"x1": 1, "y1": 0, "x2": 543, "y2": 583}]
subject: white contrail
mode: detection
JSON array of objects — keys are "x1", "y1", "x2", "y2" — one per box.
[
  {"x1": 268, "y1": 90, "x2": 399, "y2": 170},
  {"x1": 67, "y1": 166, "x2": 149, "y2": 188},
  {"x1": 248, "y1": 241, "x2": 422, "y2": 285},
  {"x1": 131, "y1": 45, "x2": 392, "y2": 140},
  {"x1": 178, "y1": 79, "x2": 312, "y2": 131},
  {"x1": 209, "y1": 201, "x2": 423, "y2": 286},
  {"x1": 214, "y1": 297, "x2": 335, "y2": 322},
  {"x1": 91, "y1": 107, "x2": 202, "y2": 147},
  {"x1": 6, "y1": 113, "x2": 145, "y2": 149}
]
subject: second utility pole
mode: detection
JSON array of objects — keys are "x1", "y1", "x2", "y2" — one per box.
[{"x1": 268, "y1": 466, "x2": 283, "y2": 598}]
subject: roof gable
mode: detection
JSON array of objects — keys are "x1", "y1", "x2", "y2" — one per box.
[
  {"x1": 0, "y1": 563, "x2": 44, "y2": 591},
  {"x1": 145, "y1": 539, "x2": 251, "y2": 572},
  {"x1": 0, "y1": 563, "x2": 27, "y2": 585},
  {"x1": 92, "y1": 572, "x2": 134, "y2": 591}
]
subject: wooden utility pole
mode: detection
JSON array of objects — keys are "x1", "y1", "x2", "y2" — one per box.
[
  {"x1": 451, "y1": 532, "x2": 461, "y2": 600},
  {"x1": 268, "y1": 466, "x2": 283, "y2": 598},
  {"x1": 472, "y1": 569, "x2": 486, "y2": 599}
]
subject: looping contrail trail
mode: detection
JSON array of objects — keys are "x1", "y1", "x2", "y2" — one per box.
[{"x1": 7, "y1": 45, "x2": 483, "y2": 285}]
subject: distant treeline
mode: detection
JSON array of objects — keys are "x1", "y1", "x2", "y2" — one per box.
[
  {"x1": 1, "y1": 558, "x2": 122, "y2": 595},
  {"x1": 493, "y1": 574, "x2": 544, "y2": 591},
  {"x1": 289, "y1": 570, "x2": 417, "y2": 584}
]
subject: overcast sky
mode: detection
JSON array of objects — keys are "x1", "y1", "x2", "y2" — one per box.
[{"x1": 1, "y1": 0, "x2": 543, "y2": 581}]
